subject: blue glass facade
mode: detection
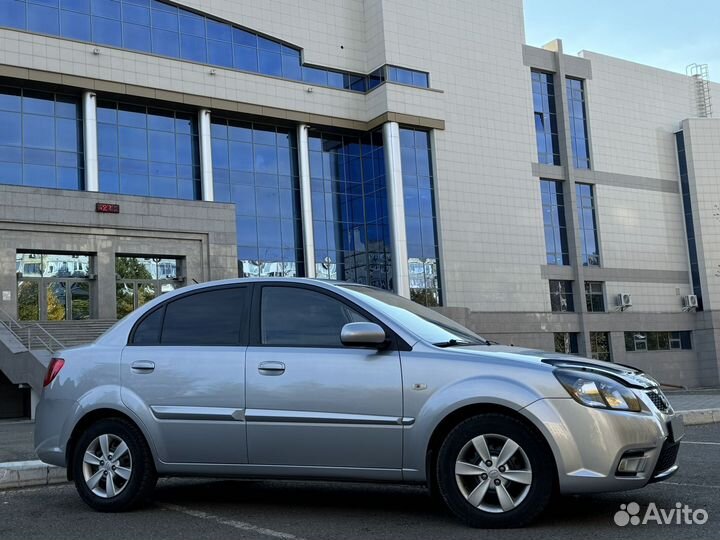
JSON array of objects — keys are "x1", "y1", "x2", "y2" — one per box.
[
  {"x1": 531, "y1": 71, "x2": 560, "y2": 166},
  {"x1": 676, "y1": 131, "x2": 702, "y2": 309},
  {"x1": 97, "y1": 100, "x2": 200, "y2": 199},
  {"x1": 0, "y1": 85, "x2": 83, "y2": 190},
  {"x1": 540, "y1": 179, "x2": 569, "y2": 265},
  {"x1": 401, "y1": 128, "x2": 440, "y2": 306},
  {"x1": 211, "y1": 118, "x2": 302, "y2": 277},
  {"x1": 567, "y1": 78, "x2": 590, "y2": 169},
  {"x1": 576, "y1": 183, "x2": 600, "y2": 266},
  {"x1": 0, "y1": 0, "x2": 429, "y2": 92},
  {"x1": 387, "y1": 66, "x2": 430, "y2": 88},
  {"x1": 308, "y1": 130, "x2": 391, "y2": 289}
]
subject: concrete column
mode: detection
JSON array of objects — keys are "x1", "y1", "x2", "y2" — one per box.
[
  {"x1": 198, "y1": 109, "x2": 214, "y2": 202},
  {"x1": 82, "y1": 91, "x2": 99, "y2": 192},
  {"x1": 297, "y1": 124, "x2": 316, "y2": 278},
  {"x1": 383, "y1": 122, "x2": 410, "y2": 298},
  {"x1": 30, "y1": 389, "x2": 40, "y2": 420}
]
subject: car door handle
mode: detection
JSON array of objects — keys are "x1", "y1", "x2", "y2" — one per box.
[
  {"x1": 131, "y1": 360, "x2": 155, "y2": 373},
  {"x1": 258, "y1": 361, "x2": 285, "y2": 375}
]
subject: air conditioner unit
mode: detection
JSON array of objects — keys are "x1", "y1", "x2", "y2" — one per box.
[
  {"x1": 683, "y1": 294, "x2": 699, "y2": 309},
  {"x1": 618, "y1": 293, "x2": 633, "y2": 310}
]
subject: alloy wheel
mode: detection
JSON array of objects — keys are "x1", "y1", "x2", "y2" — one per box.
[
  {"x1": 454, "y1": 433, "x2": 533, "y2": 513},
  {"x1": 82, "y1": 433, "x2": 133, "y2": 498}
]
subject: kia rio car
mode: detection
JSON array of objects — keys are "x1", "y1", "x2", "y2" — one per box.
[{"x1": 35, "y1": 278, "x2": 683, "y2": 528}]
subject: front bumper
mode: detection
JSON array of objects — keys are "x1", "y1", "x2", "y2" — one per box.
[{"x1": 523, "y1": 396, "x2": 681, "y2": 494}]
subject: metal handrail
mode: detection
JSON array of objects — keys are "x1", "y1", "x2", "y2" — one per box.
[{"x1": 0, "y1": 306, "x2": 65, "y2": 353}]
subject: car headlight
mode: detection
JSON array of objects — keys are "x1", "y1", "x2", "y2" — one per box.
[{"x1": 554, "y1": 369, "x2": 642, "y2": 412}]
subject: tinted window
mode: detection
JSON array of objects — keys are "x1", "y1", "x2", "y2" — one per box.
[
  {"x1": 132, "y1": 306, "x2": 164, "y2": 345},
  {"x1": 260, "y1": 287, "x2": 367, "y2": 347},
  {"x1": 136, "y1": 287, "x2": 246, "y2": 346}
]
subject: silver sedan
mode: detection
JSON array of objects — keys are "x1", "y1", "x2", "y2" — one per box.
[{"x1": 35, "y1": 278, "x2": 683, "y2": 528}]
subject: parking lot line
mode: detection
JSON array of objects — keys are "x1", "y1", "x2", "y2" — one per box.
[
  {"x1": 681, "y1": 441, "x2": 720, "y2": 445},
  {"x1": 158, "y1": 502, "x2": 305, "y2": 540}
]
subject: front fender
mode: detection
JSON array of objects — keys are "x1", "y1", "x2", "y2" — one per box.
[{"x1": 402, "y1": 375, "x2": 548, "y2": 480}]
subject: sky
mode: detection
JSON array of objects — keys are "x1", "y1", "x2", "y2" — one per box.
[{"x1": 523, "y1": 0, "x2": 719, "y2": 80}]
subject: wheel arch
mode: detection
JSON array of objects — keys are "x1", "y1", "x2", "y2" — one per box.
[
  {"x1": 424, "y1": 403, "x2": 559, "y2": 495},
  {"x1": 65, "y1": 407, "x2": 153, "y2": 481}
]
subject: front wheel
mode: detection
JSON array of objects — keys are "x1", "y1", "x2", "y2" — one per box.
[
  {"x1": 435, "y1": 413, "x2": 555, "y2": 528},
  {"x1": 72, "y1": 418, "x2": 157, "y2": 512}
]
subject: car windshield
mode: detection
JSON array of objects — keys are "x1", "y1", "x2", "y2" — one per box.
[{"x1": 339, "y1": 285, "x2": 489, "y2": 346}]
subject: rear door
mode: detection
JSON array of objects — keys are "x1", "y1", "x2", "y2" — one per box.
[{"x1": 121, "y1": 285, "x2": 249, "y2": 464}]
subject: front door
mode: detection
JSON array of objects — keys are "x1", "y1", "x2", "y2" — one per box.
[
  {"x1": 120, "y1": 285, "x2": 249, "y2": 464},
  {"x1": 245, "y1": 284, "x2": 403, "y2": 471}
]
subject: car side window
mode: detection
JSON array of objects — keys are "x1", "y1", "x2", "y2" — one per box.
[
  {"x1": 260, "y1": 286, "x2": 368, "y2": 347},
  {"x1": 131, "y1": 286, "x2": 248, "y2": 346}
]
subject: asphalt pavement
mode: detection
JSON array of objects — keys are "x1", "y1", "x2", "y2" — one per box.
[{"x1": 2, "y1": 424, "x2": 718, "y2": 540}]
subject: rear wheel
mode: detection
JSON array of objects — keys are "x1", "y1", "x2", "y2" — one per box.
[
  {"x1": 72, "y1": 418, "x2": 157, "y2": 512},
  {"x1": 436, "y1": 413, "x2": 554, "y2": 528}
]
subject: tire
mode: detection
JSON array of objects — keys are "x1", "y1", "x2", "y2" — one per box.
[
  {"x1": 72, "y1": 418, "x2": 157, "y2": 512},
  {"x1": 435, "y1": 413, "x2": 555, "y2": 528}
]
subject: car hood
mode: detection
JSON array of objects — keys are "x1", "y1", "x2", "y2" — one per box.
[{"x1": 449, "y1": 345, "x2": 659, "y2": 389}]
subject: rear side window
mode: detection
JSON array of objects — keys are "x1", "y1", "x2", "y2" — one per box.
[
  {"x1": 260, "y1": 286, "x2": 367, "y2": 347},
  {"x1": 131, "y1": 286, "x2": 247, "y2": 346}
]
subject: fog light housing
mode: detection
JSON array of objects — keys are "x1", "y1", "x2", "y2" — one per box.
[{"x1": 617, "y1": 454, "x2": 648, "y2": 476}]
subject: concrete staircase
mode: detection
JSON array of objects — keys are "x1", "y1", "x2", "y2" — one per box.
[{"x1": 0, "y1": 316, "x2": 116, "y2": 393}]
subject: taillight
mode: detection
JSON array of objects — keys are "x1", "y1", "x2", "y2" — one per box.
[{"x1": 43, "y1": 358, "x2": 65, "y2": 387}]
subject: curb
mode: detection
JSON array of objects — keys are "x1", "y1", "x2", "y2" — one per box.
[
  {"x1": 0, "y1": 460, "x2": 67, "y2": 490},
  {"x1": 678, "y1": 408, "x2": 720, "y2": 426}
]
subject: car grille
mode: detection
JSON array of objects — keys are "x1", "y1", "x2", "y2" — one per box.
[
  {"x1": 646, "y1": 389, "x2": 673, "y2": 414},
  {"x1": 651, "y1": 439, "x2": 680, "y2": 480}
]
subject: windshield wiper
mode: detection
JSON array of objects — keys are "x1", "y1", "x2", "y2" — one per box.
[{"x1": 433, "y1": 339, "x2": 487, "y2": 348}]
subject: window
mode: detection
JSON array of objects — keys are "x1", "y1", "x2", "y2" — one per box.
[
  {"x1": 309, "y1": 129, "x2": 392, "y2": 291},
  {"x1": 211, "y1": 118, "x2": 301, "y2": 277},
  {"x1": 584, "y1": 281, "x2": 605, "y2": 312},
  {"x1": 0, "y1": 85, "x2": 83, "y2": 190},
  {"x1": 115, "y1": 256, "x2": 182, "y2": 319},
  {"x1": 401, "y1": 128, "x2": 441, "y2": 305},
  {"x1": 0, "y1": 0, "x2": 425, "y2": 93},
  {"x1": 540, "y1": 180, "x2": 569, "y2": 265},
  {"x1": 132, "y1": 287, "x2": 248, "y2": 346},
  {"x1": 554, "y1": 332, "x2": 579, "y2": 354},
  {"x1": 589, "y1": 332, "x2": 611, "y2": 361},
  {"x1": 260, "y1": 286, "x2": 368, "y2": 347},
  {"x1": 567, "y1": 78, "x2": 590, "y2": 169},
  {"x1": 625, "y1": 331, "x2": 692, "y2": 352},
  {"x1": 531, "y1": 71, "x2": 560, "y2": 165},
  {"x1": 576, "y1": 183, "x2": 600, "y2": 266},
  {"x1": 549, "y1": 280, "x2": 574, "y2": 312},
  {"x1": 97, "y1": 100, "x2": 200, "y2": 200},
  {"x1": 676, "y1": 131, "x2": 703, "y2": 309}
]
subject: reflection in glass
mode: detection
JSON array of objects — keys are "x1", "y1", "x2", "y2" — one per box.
[
  {"x1": 0, "y1": 85, "x2": 83, "y2": 190},
  {"x1": 17, "y1": 281, "x2": 39, "y2": 321},
  {"x1": 211, "y1": 119, "x2": 301, "y2": 278},
  {"x1": 308, "y1": 129, "x2": 391, "y2": 290},
  {"x1": 46, "y1": 283, "x2": 67, "y2": 321},
  {"x1": 400, "y1": 128, "x2": 441, "y2": 305},
  {"x1": 71, "y1": 282, "x2": 90, "y2": 320},
  {"x1": 115, "y1": 256, "x2": 183, "y2": 318}
]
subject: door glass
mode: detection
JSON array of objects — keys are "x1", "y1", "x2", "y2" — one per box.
[
  {"x1": 46, "y1": 282, "x2": 67, "y2": 321},
  {"x1": 160, "y1": 287, "x2": 247, "y2": 345},
  {"x1": 71, "y1": 282, "x2": 90, "y2": 320},
  {"x1": 116, "y1": 283, "x2": 135, "y2": 319},
  {"x1": 17, "y1": 281, "x2": 40, "y2": 321},
  {"x1": 260, "y1": 287, "x2": 368, "y2": 347}
]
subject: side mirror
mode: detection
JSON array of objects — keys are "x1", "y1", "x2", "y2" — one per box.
[{"x1": 341, "y1": 322, "x2": 387, "y2": 348}]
